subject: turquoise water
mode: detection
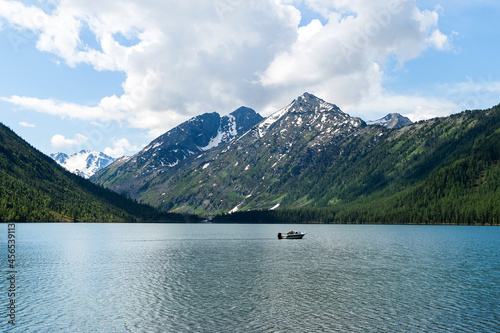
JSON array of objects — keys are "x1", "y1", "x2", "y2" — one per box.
[{"x1": 1, "y1": 224, "x2": 499, "y2": 332}]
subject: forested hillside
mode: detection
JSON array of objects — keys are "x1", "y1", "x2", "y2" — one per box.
[
  {"x1": 216, "y1": 105, "x2": 500, "y2": 225},
  {"x1": 0, "y1": 123, "x2": 194, "y2": 222}
]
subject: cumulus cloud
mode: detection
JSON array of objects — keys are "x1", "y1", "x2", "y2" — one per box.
[
  {"x1": 259, "y1": 0, "x2": 453, "y2": 110},
  {"x1": 51, "y1": 133, "x2": 88, "y2": 148},
  {"x1": 0, "y1": 0, "x2": 300, "y2": 134},
  {"x1": 0, "y1": 0, "x2": 458, "y2": 137},
  {"x1": 104, "y1": 138, "x2": 140, "y2": 158}
]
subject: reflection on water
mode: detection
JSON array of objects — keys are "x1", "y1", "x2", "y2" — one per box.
[{"x1": 1, "y1": 224, "x2": 499, "y2": 332}]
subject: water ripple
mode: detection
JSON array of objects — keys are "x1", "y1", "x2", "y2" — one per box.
[{"x1": 1, "y1": 224, "x2": 499, "y2": 332}]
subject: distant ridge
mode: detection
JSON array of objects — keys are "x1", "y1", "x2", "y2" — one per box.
[
  {"x1": 367, "y1": 113, "x2": 413, "y2": 128},
  {"x1": 51, "y1": 150, "x2": 115, "y2": 179}
]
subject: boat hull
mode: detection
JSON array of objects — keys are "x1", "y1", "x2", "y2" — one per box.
[
  {"x1": 282, "y1": 234, "x2": 305, "y2": 239},
  {"x1": 278, "y1": 231, "x2": 306, "y2": 239}
]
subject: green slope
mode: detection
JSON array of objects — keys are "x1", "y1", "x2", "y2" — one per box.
[
  {"x1": 154, "y1": 105, "x2": 499, "y2": 224},
  {"x1": 0, "y1": 123, "x2": 194, "y2": 222},
  {"x1": 217, "y1": 106, "x2": 500, "y2": 224}
]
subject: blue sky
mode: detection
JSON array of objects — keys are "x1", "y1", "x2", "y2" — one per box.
[{"x1": 1, "y1": 0, "x2": 499, "y2": 157}]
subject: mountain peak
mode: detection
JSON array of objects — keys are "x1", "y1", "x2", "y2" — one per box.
[
  {"x1": 291, "y1": 92, "x2": 322, "y2": 105},
  {"x1": 297, "y1": 91, "x2": 316, "y2": 100},
  {"x1": 367, "y1": 113, "x2": 413, "y2": 129},
  {"x1": 227, "y1": 106, "x2": 264, "y2": 132},
  {"x1": 256, "y1": 92, "x2": 348, "y2": 138},
  {"x1": 230, "y1": 106, "x2": 258, "y2": 117},
  {"x1": 288, "y1": 92, "x2": 343, "y2": 114}
]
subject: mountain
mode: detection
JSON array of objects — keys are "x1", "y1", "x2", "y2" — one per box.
[
  {"x1": 216, "y1": 102, "x2": 500, "y2": 224},
  {"x1": 93, "y1": 92, "x2": 500, "y2": 225},
  {"x1": 91, "y1": 106, "x2": 263, "y2": 195},
  {"x1": 91, "y1": 93, "x2": 500, "y2": 224},
  {"x1": 367, "y1": 113, "x2": 413, "y2": 128},
  {"x1": 146, "y1": 92, "x2": 367, "y2": 214},
  {"x1": 93, "y1": 92, "x2": 365, "y2": 213},
  {"x1": 0, "y1": 122, "x2": 194, "y2": 222},
  {"x1": 50, "y1": 150, "x2": 115, "y2": 178}
]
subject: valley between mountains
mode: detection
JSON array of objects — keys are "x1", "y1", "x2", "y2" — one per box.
[{"x1": 90, "y1": 93, "x2": 500, "y2": 224}]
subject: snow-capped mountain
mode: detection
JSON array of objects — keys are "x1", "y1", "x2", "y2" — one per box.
[
  {"x1": 93, "y1": 92, "x2": 372, "y2": 213},
  {"x1": 150, "y1": 92, "x2": 368, "y2": 213},
  {"x1": 367, "y1": 113, "x2": 413, "y2": 128},
  {"x1": 51, "y1": 150, "x2": 115, "y2": 179},
  {"x1": 91, "y1": 91, "x2": 497, "y2": 216},
  {"x1": 91, "y1": 106, "x2": 264, "y2": 192}
]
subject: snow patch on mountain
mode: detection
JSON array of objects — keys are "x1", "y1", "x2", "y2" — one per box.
[
  {"x1": 144, "y1": 142, "x2": 162, "y2": 152},
  {"x1": 229, "y1": 203, "x2": 242, "y2": 214},
  {"x1": 257, "y1": 104, "x2": 291, "y2": 138},
  {"x1": 200, "y1": 129, "x2": 224, "y2": 151},
  {"x1": 224, "y1": 115, "x2": 238, "y2": 139},
  {"x1": 269, "y1": 203, "x2": 280, "y2": 210}
]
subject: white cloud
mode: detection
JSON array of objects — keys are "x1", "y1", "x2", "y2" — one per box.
[
  {"x1": 426, "y1": 28, "x2": 449, "y2": 50},
  {"x1": 0, "y1": 0, "x2": 457, "y2": 136},
  {"x1": 0, "y1": 0, "x2": 49, "y2": 31},
  {"x1": 258, "y1": 0, "x2": 453, "y2": 113},
  {"x1": 104, "y1": 138, "x2": 140, "y2": 158},
  {"x1": 0, "y1": 0, "x2": 301, "y2": 134},
  {"x1": 19, "y1": 121, "x2": 35, "y2": 127},
  {"x1": 1, "y1": 95, "x2": 124, "y2": 121},
  {"x1": 51, "y1": 133, "x2": 88, "y2": 148}
]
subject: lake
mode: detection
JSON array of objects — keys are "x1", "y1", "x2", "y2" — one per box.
[{"x1": 1, "y1": 223, "x2": 499, "y2": 332}]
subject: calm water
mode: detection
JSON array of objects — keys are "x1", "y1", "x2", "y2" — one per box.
[{"x1": 1, "y1": 223, "x2": 499, "y2": 332}]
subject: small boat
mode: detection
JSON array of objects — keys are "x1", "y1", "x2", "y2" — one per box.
[{"x1": 278, "y1": 230, "x2": 306, "y2": 239}]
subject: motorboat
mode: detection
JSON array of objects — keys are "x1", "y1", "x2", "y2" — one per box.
[{"x1": 278, "y1": 230, "x2": 306, "y2": 239}]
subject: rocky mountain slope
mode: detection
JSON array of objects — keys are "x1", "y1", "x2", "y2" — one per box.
[
  {"x1": 50, "y1": 150, "x2": 115, "y2": 178},
  {"x1": 149, "y1": 93, "x2": 374, "y2": 214},
  {"x1": 94, "y1": 92, "x2": 367, "y2": 213},
  {"x1": 91, "y1": 106, "x2": 263, "y2": 195}
]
